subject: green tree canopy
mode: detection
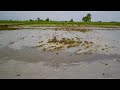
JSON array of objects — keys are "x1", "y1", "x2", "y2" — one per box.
[
  {"x1": 82, "y1": 13, "x2": 92, "y2": 22},
  {"x1": 37, "y1": 18, "x2": 40, "y2": 21},
  {"x1": 46, "y1": 18, "x2": 49, "y2": 21},
  {"x1": 70, "y1": 19, "x2": 73, "y2": 22}
]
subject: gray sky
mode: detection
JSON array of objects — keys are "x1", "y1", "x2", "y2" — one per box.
[{"x1": 0, "y1": 11, "x2": 120, "y2": 22}]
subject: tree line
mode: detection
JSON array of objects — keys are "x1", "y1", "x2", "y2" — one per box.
[{"x1": 30, "y1": 13, "x2": 92, "y2": 22}]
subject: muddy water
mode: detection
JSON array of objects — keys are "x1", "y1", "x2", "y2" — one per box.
[
  {"x1": 0, "y1": 29, "x2": 120, "y2": 54},
  {"x1": 0, "y1": 28, "x2": 120, "y2": 79}
]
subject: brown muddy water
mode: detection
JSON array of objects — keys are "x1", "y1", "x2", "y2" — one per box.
[{"x1": 0, "y1": 28, "x2": 120, "y2": 79}]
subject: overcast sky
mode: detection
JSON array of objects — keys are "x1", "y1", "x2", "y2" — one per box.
[{"x1": 0, "y1": 11, "x2": 120, "y2": 22}]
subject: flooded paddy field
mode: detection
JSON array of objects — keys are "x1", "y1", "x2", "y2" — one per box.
[{"x1": 0, "y1": 27, "x2": 120, "y2": 79}]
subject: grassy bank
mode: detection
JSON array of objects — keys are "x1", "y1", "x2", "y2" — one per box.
[{"x1": 0, "y1": 20, "x2": 120, "y2": 30}]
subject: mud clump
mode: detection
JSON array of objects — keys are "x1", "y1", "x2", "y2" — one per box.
[
  {"x1": 53, "y1": 46, "x2": 63, "y2": 51},
  {"x1": 35, "y1": 34, "x2": 108, "y2": 54},
  {"x1": 81, "y1": 41, "x2": 94, "y2": 49},
  {"x1": 48, "y1": 37, "x2": 82, "y2": 50},
  {"x1": 42, "y1": 48, "x2": 47, "y2": 51},
  {"x1": 35, "y1": 36, "x2": 96, "y2": 52},
  {"x1": 48, "y1": 36, "x2": 58, "y2": 43},
  {"x1": 101, "y1": 47, "x2": 109, "y2": 52},
  {"x1": 48, "y1": 37, "x2": 82, "y2": 46},
  {"x1": 36, "y1": 36, "x2": 82, "y2": 51}
]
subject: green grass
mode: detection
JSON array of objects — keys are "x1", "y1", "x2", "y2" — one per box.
[
  {"x1": 0, "y1": 20, "x2": 120, "y2": 30},
  {"x1": 0, "y1": 20, "x2": 120, "y2": 25}
]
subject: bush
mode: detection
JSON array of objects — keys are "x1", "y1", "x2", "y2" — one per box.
[{"x1": 45, "y1": 18, "x2": 49, "y2": 21}]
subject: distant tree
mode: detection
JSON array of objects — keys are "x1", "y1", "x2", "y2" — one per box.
[
  {"x1": 30, "y1": 19, "x2": 33, "y2": 21},
  {"x1": 87, "y1": 13, "x2": 92, "y2": 22},
  {"x1": 70, "y1": 19, "x2": 74, "y2": 22},
  {"x1": 37, "y1": 18, "x2": 40, "y2": 21},
  {"x1": 82, "y1": 13, "x2": 92, "y2": 22},
  {"x1": 45, "y1": 18, "x2": 49, "y2": 21},
  {"x1": 82, "y1": 17, "x2": 87, "y2": 22}
]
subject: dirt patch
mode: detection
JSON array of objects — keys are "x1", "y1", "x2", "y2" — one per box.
[{"x1": 0, "y1": 25, "x2": 18, "y2": 30}]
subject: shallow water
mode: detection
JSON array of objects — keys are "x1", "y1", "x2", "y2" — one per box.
[
  {"x1": 0, "y1": 29, "x2": 120, "y2": 53},
  {"x1": 0, "y1": 28, "x2": 120, "y2": 79}
]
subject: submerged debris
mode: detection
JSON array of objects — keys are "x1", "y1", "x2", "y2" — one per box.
[
  {"x1": 9, "y1": 41, "x2": 15, "y2": 44},
  {"x1": 38, "y1": 41, "x2": 43, "y2": 43},
  {"x1": 105, "y1": 63, "x2": 108, "y2": 66},
  {"x1": 22, "y1": 37, "x2": 25, "y2": 39},
  {"x1": 102, "y1": 73, "x2": 105, "y2": 76},
  {"x1": 56, "y1": 52, "x2": 59, "y2": 55},
  {"x1": 102, "y1": 48, "x2": 105, "y2": 50},
  {"x1": 16, "y1": 74, "x2": 21, "y2": 76}
]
